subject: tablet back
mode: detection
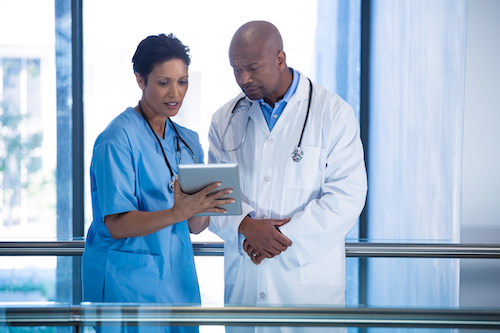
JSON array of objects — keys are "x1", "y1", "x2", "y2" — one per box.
[{"x1": 177, "y1": 163, "x2": 243, "y2": 216}]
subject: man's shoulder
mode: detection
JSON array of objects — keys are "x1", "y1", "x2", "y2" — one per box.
[
  {"x1": 295, "y1": 71, "x2": 346, "y2": 103},
  {"x1": 308, "y1": 81, "x2": 352, "y2": 111},
  {"x1": 212, "y1": 93, "x2": 247, "y2": 120},
  {"x1": 300, "y1": 79, "x2": 356, "y2": 127},
  {"x1": 220, "y1": 93, "x2": 247, "y2": 110},
  {"x1": 308, "y1": 80, "x2": 341, "y2": 99}
]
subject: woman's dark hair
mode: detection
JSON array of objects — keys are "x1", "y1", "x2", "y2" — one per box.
[{"x1": 132, "y1": 33, "x2": 190, "y2": 84}]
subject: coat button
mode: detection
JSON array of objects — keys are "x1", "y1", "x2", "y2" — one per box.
[
  {"x1": 259, "y1": 292, "x2": 266, "y2": 299},
  {"x1": 264, "y1": 175, "x2": 271, "y2": 182}
]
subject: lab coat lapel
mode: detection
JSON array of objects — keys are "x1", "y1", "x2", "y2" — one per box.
[
  {"x1": 247, "y1": 101, "x2": 270, "y2": 136},
  {"x1": 269, "y1": 73, "x2": 311, "y2": 136}
]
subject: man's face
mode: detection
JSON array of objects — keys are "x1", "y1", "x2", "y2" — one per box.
[{"x1": 229, "y1": 42, "x2": 281, "y2": 102}]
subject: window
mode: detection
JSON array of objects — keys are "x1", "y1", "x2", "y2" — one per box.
[
  {"x1": 0, "y1": 0, "x2": 70, "y2": 303},
  {"x1": 0, "y1": 2, "x2": 469, "y2": 327}
]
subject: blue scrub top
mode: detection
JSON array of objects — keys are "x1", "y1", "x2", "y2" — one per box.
[{"x1": 82, "y1": 107, "x2": 203, "y2": 308}]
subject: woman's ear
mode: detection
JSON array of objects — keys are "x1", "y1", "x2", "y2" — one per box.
[{"x1": 135, "y1": 72, "x2": 146, "y2": 90}]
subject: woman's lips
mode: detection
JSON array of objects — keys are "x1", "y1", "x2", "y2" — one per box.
[{"x1": 166, "y1": 102, "x2": 179, "y2": 109}]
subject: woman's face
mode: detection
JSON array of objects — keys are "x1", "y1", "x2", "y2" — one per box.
[{"x1": 136, "y1": 58, "x2": 189, "y2": 119}]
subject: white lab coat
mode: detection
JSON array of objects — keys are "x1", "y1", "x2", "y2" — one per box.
[{"x1": 208, "y1": 72, "x2": 367, "y2": 333}]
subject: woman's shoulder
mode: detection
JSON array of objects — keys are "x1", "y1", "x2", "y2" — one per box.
[
  {"x1": 169, "y1": 120, "x2": 200, "y2": 143},
  {"x1": 94, "y1": 107, "x2": 142, "y2": 146}
]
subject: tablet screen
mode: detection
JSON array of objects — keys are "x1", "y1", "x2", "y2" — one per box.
[{"x1": 177, "y1": 163, "x2": 242, "y2": 216}]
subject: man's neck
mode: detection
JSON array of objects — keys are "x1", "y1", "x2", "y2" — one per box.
[{"x1": 264, "y1": 67, "x2": 293, "y2": 108}]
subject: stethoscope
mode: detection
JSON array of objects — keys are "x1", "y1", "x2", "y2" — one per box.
[
  {"x1": 220, "y1": 78, "x2": 313, "y2": 163},
  {"x1": 138, "y1": 101, "x2": 197, "y2": 192}
]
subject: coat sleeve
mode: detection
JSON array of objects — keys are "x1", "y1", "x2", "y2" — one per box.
[
  {"x1": 207, "y1": 109, "x2": 255, "y2": 254},
  {"x1": 279, "y1": 100, "x2": 367, "y2": 266}
]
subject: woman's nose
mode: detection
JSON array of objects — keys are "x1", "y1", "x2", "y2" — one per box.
[{"x1": 168, "y1": 84, "x2": 180, "y2": 98}]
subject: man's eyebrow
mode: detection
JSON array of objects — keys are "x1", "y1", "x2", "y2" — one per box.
[{"x1": 231, "y1": 62, "x2": 259, "y2": 68}]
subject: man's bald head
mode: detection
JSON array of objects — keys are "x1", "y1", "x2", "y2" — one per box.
[
  {"x1": 228, "y1": 21, "x2": 292, "y2": 104},
  {"x1": 229, "y1": 21, "x2": 283, "y2": 57}
]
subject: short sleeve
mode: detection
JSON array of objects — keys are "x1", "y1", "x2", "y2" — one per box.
[{"x1": 92, "y1": 139, "x2": 139, "y2": 217}]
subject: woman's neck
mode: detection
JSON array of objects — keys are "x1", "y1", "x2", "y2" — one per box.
[{"x1": 136, "y1": 102, "x2": 167, "y2": 139}]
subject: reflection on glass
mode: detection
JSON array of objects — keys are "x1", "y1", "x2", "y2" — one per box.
[
  {"x1": 0, "y1": 57, "x2": 55, "y2": 234},
  {"x1": 366, "y1": 2, "x2": 467, "y2": 331},
  {"x1": 0, "y1": 0, "x2": 74, "y2": 304}
]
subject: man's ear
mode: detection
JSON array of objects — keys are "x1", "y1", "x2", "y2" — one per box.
[{"x1": 276, "y1": 50, "x2": 287, "y2": 70}]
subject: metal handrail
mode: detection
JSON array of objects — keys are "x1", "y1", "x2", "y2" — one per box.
[
  {"x1": 0, "y1": 304, "x2": 499, "y2": 329},
  {"x1": 0, "y1": 241, "x2": 499, "y2": 258}
]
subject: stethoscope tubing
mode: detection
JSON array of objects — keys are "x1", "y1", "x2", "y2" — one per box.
[
  {"x1": 137, "y1": 101, "x2": 197, "y2": 191},
  {"x1": 221, "y1": 78, "x2": 313, "y2": 162},
  {"x1": 220, "y1": 97, "x2": 251, "y2": 152},
  {"x1": 296, "y1": 78, "x2": 313, "y2": 152}
]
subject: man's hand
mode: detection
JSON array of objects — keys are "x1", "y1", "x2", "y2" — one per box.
[
  {"x1": 243, "y1": 239, "x2": 266, "y2": 264},
  {"x1": 238, "y1": 216, "x2": 292, "y2": 261}
]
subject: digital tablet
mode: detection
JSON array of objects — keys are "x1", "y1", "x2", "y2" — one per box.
[{"x1": 177, "y1": 163, "x2": 242, "y2": 216}]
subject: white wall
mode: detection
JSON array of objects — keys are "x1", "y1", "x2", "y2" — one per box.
[{"x1": 462, "y1": 0, "x2": 500, "y2": 230}]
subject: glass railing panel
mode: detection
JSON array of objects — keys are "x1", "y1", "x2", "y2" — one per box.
[
  {"x1": 0, "y1": 256, "x2": 57, "y2": 302},
  {"x1": 1, "y1": 238, "x2": 499, "y2": 319},
  {"x1": 362, "y1": 257, "x2": 459, "y2": 308},
  {"x1": 460, "y1": 257, "x2": 500, "y2": 309},
  {"x1": 0, "y1": 237, "x2": 84, "y2": 305},
  {"x1": 76, "y1": 303, "x2": 500, "y2": 331},
  {"x1": 0, "y1": 256, "x2": 78, "y2": 304},
  {"x1": 195, "y1": 256, "x2": 224, "y2": 308},
  {"x1": 1, "y1": 303, "x2": 499, "y2": 331}
]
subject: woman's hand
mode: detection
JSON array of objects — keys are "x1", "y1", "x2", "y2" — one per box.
[{"x1": 171, "y1": 177, "x2": 235, "y2": 222}]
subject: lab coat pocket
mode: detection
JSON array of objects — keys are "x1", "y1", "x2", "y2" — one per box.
[
  {"x1": 285, "y1": 145, "x2": 325, "y2": 190},
  {"x1": 104, "y1": 250, "x2": 161, "y2": 302},
  {"x1": 299, "y1": 249, "x2": 343, "y2": 287}
]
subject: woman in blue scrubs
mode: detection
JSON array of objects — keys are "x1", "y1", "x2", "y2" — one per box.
[{"x1": 82, "y1": 34, "x2": 232, "y2": 332}]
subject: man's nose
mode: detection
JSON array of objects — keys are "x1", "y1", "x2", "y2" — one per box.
[{"x1": 240, "y1": 70, "x2": 253, "y2": 84}]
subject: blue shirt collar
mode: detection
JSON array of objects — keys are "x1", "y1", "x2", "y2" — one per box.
[{"x1": 259, "y1": 68, "x2": 300, "y2": 107}]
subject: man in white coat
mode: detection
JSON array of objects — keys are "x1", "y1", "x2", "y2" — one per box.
[{"x1": 208, "y1": 21, "x2": 367, "y2": 332}]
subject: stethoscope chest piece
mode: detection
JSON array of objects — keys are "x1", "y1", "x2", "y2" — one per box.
[
  {"x1": 291, "y1": 147, "x2": 304, "y2": 162},
  {"x1": 168, "y1": 177, "x2": 175, "y2": 192}
]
